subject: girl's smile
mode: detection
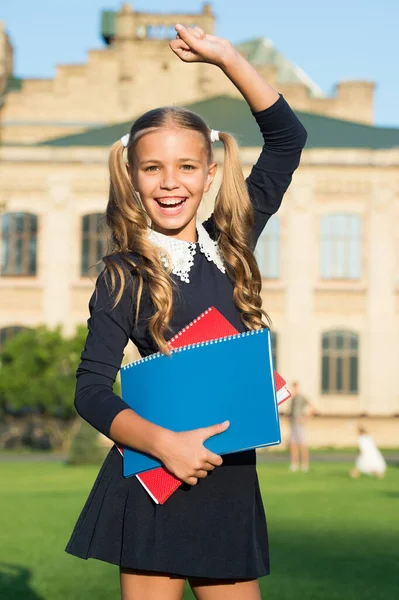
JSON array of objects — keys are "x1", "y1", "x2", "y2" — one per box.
[{"x1": 153, "y1": 195, "x2": 188, "y2": 215}]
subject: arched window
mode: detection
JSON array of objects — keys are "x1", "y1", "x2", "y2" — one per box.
[
  {"x1": 1, "y1": 212, "x2": 37, "y2": 276},
  {"x1": 81, "y1": 213, "x2": 109, "y2": 277},
  {"x1": 255, "y1": 216, "x2": 280, "y2": 279},
  {"x1": 320, "y1": 214, "x2": 361, "y2": 279},
  {"x1": 0, "y1": 326, "x2": 30, "y2": 352},
  {"x1": 321, "y1": 331, "x2": 359, "y2": 394}
]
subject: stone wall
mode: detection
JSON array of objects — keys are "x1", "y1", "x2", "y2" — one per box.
[
  {"x1": 0, "y1": 4, "x2": 375, "y2": 144},
  {"x1": 1, "y1": 145, "x2": 398, "y2": 418}
]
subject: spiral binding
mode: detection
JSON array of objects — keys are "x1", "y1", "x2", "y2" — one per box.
[
  {"x1": 168, "y1": 306, "x2": 213, "y2": 346},
  {"x1": 121, "y1": 328, "x2": 266, "y2": 371}
]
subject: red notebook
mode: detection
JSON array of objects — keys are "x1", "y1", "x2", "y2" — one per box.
[
  {"x1": 118, "y1": 307, "x2": 290, "y2": 504},
  {"x1": 116, "y1": 446, "x2": 181, "y2": 505}
]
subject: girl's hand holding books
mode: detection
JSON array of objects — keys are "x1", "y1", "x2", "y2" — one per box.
[
  {"x1": 169, "y1": 23, "x2": 237, "y2": 69},
  {"x1": 159, "y1": 420, "x2": 230, "y2": 486}
]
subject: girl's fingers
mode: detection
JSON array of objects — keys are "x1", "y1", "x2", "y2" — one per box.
[
  {"x1": 195, "y1": 469, "x2": 209, "y2": 479},
  {"x1": 204, "y1": 33, "x2": 219, "y2": 42},
  {"x1": 169, "y1": 44, "x2": 192, "y2": 60},
  {"x1": 170, "y1": 38, "x2": 191, "y2": 52},
  {"x1": 174, "y1": 24, "x2": 201, "y2": 51},
  {"x1": 193, "y1": 25, "x2": 206, "y2": 39},
  {"x1": 186, "y1": 476, "x2": 199, "y2": 486},
  {"x1": 202, "y1": 420, "x2": 230, "y2": 442},
  {"x1": 205, "y1": 451, "x2": 223, "y2": 467}
]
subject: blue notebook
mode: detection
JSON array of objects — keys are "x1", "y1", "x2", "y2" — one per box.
[{"x1": 121, "y1": 328, "x2": 281, "y2": 477}]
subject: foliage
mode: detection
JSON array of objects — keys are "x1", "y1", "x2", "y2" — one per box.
[
  {"x1": 0, "y1": 325, "x2": 88, "y2": 419},
  {"x1": 66, "y1": 418, "x2": 108, "y2": 465}
]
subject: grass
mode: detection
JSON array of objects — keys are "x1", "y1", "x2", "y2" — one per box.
[{"x1": 0, "y1": 460, "x2": 398, "y2": 599}]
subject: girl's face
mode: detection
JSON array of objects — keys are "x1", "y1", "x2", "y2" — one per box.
[{"x1": 130, "y1": 127, "x2": 217, "y2": 242}]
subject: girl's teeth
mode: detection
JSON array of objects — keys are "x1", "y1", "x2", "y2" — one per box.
[
  {"x1": 157, "y1": 199, "x2": 185, "y2": 207},
  {"x1": 158, "y1": 199, "x2": 184, "y2": 205}
]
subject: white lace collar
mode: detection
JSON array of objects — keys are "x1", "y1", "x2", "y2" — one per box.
[{"x1": 147, "y1": 219, "x2": 226, "y2": 283}]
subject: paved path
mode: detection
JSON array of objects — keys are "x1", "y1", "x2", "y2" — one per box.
[
  {"x1": 1, "y1": 451, "x2": 399, "y2": 465},
  {"x1": 0, "y1": 452, "x2": 67, "y2": 463},
  {"x1": 257, "y1": 452, "x2": 399, "y2": 465}
]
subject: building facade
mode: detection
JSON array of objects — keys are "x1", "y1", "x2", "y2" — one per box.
[{"x1": 1, "y1": 4, "x2": 398, "y2": 445}]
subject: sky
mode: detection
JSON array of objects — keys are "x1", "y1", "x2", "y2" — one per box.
[{"x1": 1, "y1": 0, "x2": 398, "y2": 127}]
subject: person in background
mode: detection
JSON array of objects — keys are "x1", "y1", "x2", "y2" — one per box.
[
  {"x1": 288, "y1": 382, "x2": 315, "y2": 472},
  {"x1": 350, "y1": 425, "x2": 387, "y2": 479}
]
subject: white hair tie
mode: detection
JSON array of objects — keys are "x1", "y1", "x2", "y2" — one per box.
[
  {"x1": 210, "y1": 129, "x2": 220, "y2": 143},
  {"x1": 120, "y1": 133, "x2": 130, "y2": 147}
]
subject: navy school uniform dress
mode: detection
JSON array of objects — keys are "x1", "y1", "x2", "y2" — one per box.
[{"x1": 65, "y1": 95, "x2": 307, "y2": 579}]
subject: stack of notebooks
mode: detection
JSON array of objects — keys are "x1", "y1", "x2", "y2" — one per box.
[{"x1": 117, "y1": 307, "x2": 291, "y2": 504}]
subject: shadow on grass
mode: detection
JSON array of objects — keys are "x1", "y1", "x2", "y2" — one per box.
[
  {"x1": 260, "y1": 529, "x2": 399, "y2": 600},
  {"x1": 0, "y1": 563, "x2": 44, "y2": 600},
  {"x1": 384, "y1": 491, "x2": 399, "y2": 498}
]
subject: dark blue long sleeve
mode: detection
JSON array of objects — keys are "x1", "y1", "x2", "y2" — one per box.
[
  {"x1": 74, "y1": 268, "x2": 134, "y2": 437},
  {"x1": 247, "y1": 95, "x2": 307, "y2": 246},
  {"x1": 203, "y1": 94, "x2": 307, "y2": 247}
]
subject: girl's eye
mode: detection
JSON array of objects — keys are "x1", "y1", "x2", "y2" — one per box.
[
  {"x1": 181, "y1": 164, "x2": 195, "y2": 171},
  {"x1": 144, "y1": 165, "x2": 159, "y2": 172}
]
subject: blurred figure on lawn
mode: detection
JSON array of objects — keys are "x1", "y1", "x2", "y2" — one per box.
[
  {"x1": 350, "y1": 425, "x2": 387, "y2": 479},
  {"x1": 288, "y1": 382, "x2": 315, "y2": 472}
]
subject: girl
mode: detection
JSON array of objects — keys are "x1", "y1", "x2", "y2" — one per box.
[
  {"x1": 350, "y1": 426, "x2": 387, "y2": 479},
  {"x1": 66, "y1": 24, "x2": 307, "y2": 600}
]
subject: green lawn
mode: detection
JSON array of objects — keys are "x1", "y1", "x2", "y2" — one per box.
[{"x1": 1, "y1": 460, "x2": 398, "y2": 599}]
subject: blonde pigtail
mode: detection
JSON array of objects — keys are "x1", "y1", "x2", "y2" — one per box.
[
  {"x1": 105, "y1": 139, "x2": 174, "y2": 355},
  {"x1": 213, "y1": 132, "x2": 271, "y2": 330}
]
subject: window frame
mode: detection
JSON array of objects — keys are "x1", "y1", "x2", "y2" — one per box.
[
  {"x1": 80, "y1": 213, "x2": 109, "y2": 277},
  {"x1": 320, "y1": 213, "x2": 362, "y2": 281},
  {"x1": 255, "y1": 215, "x2": 281, "y2": 280},
  {"x1": 321, "y1": 330, "x2": 359, "y2": 395},
  {"x1": 1, "y1": 212, "x2": 38, "y2": 277}
]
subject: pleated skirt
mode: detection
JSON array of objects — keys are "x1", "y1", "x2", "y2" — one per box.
[{"x1": 65, "y1": 446, "x2": 270, "y2": 580}]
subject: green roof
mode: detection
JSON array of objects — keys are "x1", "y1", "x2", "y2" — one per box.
[
  {"x1": 4, "y1": 76, "x2": 23, "y2": 94},
  {"x1": 1, "y1": 77, "x2": 24, "y2": 109},
  {"x1": 36, "y1": 95, "x2": 399, "y2": 150},
  {"x1": 101, "y1": 11, "x2": 116, "y2": 44}
]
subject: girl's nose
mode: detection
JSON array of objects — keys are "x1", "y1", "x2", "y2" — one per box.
[{"x1": 160, "y1": 169, "x2": 179, "y2": 190}]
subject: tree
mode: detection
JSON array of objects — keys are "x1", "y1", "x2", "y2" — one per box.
[
  {"x1": 0, "y1": 325, "x2": 88, "y2": 419},
  {"x1": 66, "y1": 418, "x2": 108, "y2": 465}
]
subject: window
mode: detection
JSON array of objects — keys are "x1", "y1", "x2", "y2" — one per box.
[
  {"x1": 320, "y1": 214, "x2": 361, "y2": 279},
  {"x1": 255, "y1": 216, "x2": 280, "y2": 279},
  {"x1": 147, "y1": 25, "x2": 176, "y2": 39},
  {"x1": 1, "y1": 212, "x2": 37, "y2": 276},
  {"x1": 321, "y1": 331, "x2": 359, "y2": 394},
  {"x1": 81, "y1": 213, "x2": 109, "y2": 277}
]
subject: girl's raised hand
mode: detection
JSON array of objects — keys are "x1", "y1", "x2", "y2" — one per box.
[
  {"x1": 159, "y1": 420, "x2": 230, "y2": 486},
  {"x1": 169, "y1": 24, "x2": 236, "y2": 68}
]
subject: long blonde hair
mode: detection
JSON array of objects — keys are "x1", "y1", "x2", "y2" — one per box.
[{"x1": 104, "y1": 106, "x2": 270, "y2": 354}]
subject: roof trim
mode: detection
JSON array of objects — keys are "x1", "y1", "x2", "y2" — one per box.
[{"x1": 36, "y1": 95, "x2": 399, "y2": 150}]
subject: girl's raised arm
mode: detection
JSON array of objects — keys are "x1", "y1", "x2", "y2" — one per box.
[
  {"x1": 170, "y1": 24, "x2": 280, "y2": 112},
  {"x1": 171, "y1": 25, "x2": 308, "y2": 247}
]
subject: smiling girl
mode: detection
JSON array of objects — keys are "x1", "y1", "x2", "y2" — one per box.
[{"x1": 66, "y1": 24, "x2": 307, "y2": 600}]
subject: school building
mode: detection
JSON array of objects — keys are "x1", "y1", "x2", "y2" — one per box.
[{"x1": 1, "y1": 4, "x2": 398, "y2": 446}]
